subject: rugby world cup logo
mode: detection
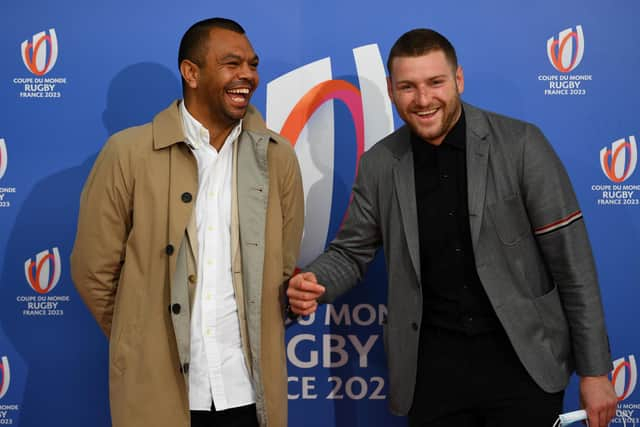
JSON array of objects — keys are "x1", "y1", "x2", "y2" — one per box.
[
  {"x1": 24, "y1": 247, "x2": 62, "y2": 294},
  {"x1": 0, "y1": 356, "x2": 9, "y2": 400},
  {"x1": 21, "y1": 28, "x2": 58, "y2": 76},
  {"x1": 600, "y1": 136, "x2": 638, "y2": 183},
  {"x1": 0, "y1": 138, "x2": 7, "y2": 180},
  {"x1": 612, "y1": 355, "x2": 638, "y2": 401},
  {"x1": 547, "y1": 25, "x2": 584, "y2": 73},
  {"x1": 266, "y1": 44, "x2": 394, "y2": 266}
]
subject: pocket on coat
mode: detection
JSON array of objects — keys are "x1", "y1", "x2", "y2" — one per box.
[
  {"x1": 533, "y1": 286, "x2": 570, "y2": 363},
  {"x1": 110, "y1": 300, "x2": 131, "y2": 375},
  {"x1": 487, "y1": 194, "x2": 531, "y2": 246}
]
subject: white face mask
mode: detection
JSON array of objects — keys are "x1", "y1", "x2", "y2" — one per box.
[{"x1": 554, "y1": 409, "x2": 588, "y2": 426}]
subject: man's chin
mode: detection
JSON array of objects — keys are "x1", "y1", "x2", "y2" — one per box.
[
  {"x1": 225, "y1": 107, "x2": 248, "y2": 122},
  {"x1": 407, "y1": 123, "x2": 441, "y2": 142}
]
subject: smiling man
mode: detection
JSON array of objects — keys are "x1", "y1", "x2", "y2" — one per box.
[
  {"x1": 71, "y1": 18, "x2": 303, "y2": 427},
  {"x1": 287, "y1": 28, "x2": 617, "y2": 427}
]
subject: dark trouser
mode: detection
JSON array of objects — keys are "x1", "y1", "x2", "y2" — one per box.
[
  {"x1": 190, "y1": 402, "x2": 258, "y2": 427},
  {"x1": 409, "y1": 325, "x2": 564, "y2": 427}
]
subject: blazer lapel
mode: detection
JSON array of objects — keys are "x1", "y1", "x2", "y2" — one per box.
[
  {"x1": 464, "y1": 103, "x2": 490, "y2": 250},
  {"x1": 391, "y1": 128, "x2": 421, "y2": 285}
]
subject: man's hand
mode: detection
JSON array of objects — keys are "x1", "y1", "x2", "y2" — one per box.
[
  {"x1": 579, "y1": 375, "x2": 618, "y2": 427},
  {"x1": 287, "y1": 272, "x2": 326, "y2": 316}
]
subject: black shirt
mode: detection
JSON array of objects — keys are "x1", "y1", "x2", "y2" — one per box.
[{"x1": 411, "y1": 108, "x2": 500, "y2": 335}]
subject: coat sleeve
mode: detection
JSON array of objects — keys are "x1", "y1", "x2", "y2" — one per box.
[
  {"x1": 70, "y1": 136, "x2": 133, "y2": 337},
  {"x1": 309, "y1": 152, "x2": 383, "y2": 303},
  {"x1": 520, "y1": 124, "x2": 611, "y2": 376},
  {"x1": 279, "y1": 143, "x2": 305, "y2": 282}
]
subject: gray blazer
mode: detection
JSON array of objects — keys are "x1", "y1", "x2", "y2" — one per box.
[{"x1": 309, "y1": 102, "x2": 611, "y2": 415}]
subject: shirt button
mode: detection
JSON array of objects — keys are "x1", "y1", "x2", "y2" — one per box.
[
  {"x1": 181, "y1": 192, "x2": 193, "y2": 203},
  {"x1": 180, "y1": 362, "x2": 189, "y2": 374},
  {"x1": 411, "y1": 322, "x2": 419, "y2": 331},
  {"x1": 188, "y1": 274, "x2": 197, "y2": 284},
  {"x1": 165, "y1": 244, "x2": 174, "y2": 255}
]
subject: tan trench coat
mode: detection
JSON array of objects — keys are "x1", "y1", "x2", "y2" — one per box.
[{"x1": 70, "y1": 101, "x2": 304, "y2": 426}]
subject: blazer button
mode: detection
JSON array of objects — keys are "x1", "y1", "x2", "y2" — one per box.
[
  {"x1": 411, "y1": 322, "x2": 418, "y2": 331},
  {"x1": 165, "y1": 244, "x2": 174, "y2": 255},
  {"x1": 171, "y1": 303, "x2": 181, "y2": 314},
  {"x1": 181, "y1": 192, "x2": 192, "y2": 203},
  {"x1": 188, "y1": 274, "x2": 197, "y2": 284}
]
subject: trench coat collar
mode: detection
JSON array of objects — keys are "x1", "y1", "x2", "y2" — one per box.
[{"x1": 152, "y1": 100, "x2": 270, "y2": 150}]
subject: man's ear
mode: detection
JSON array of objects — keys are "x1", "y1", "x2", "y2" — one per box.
[
  {"x1": 180, "y1": 59, "x2": 199, "y2": 89},
  {"x1": 386, "y1": 76, "x2": 394, "y2": 102},
  {"x1": 456, "y1": 65, "x2": 464, "y2": 94}
]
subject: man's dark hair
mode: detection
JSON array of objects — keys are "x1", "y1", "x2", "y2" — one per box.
[
  {"x1": 178, "y1": 17, "x2": 245, "y2": 69},
  {"x1": 386, "y1": 28, "x2": 458, "y2": 75}
]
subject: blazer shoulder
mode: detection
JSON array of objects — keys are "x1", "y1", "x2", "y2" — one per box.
[
  {"x1": 466, "y1": 103, "x2": 542, "y2": 141},
  {"x1": 362, "y1": 125, "x2": 410, "y2": 164}
]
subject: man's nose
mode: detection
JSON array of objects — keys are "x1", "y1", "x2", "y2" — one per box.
[{"x1": 415, "y1": 86, "x2": 431, "y2": 106}]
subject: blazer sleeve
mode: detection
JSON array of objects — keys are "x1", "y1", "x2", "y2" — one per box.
[
  {"x1": 520, "y1": 123, "x2": 611, "y2": 376},
  {"x1": 309, "y1": 151, "x2": 383, "y2": 303},
  {"x1": 70, "y1": 137, "x2": 133, "y2": 338}
]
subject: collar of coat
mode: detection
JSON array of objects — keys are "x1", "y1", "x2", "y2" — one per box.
[{"x1": 151, "y1": 100, "x2": 289, "y2": 150}]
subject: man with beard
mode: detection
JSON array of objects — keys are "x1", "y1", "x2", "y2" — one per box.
[
  {"x1": 286, "y1": 28, "x2": 616, "y2": 427},
  {"x1": 71, "y1": 18, "x2": 303, "y2": 427}
]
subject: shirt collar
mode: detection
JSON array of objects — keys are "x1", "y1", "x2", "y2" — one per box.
[{"x1": 179, "y1": 100, "x2": 242, "y2": 151}]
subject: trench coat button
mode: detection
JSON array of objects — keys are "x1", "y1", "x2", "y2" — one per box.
[
  {"x1": 181, "y1": 192, "x2": 192, "y2": 203},
  {"x1": 411, "y1": 322, "x2": 418, "y2": 331},
  {"x1": 165, "y1": 244, "x2": 174, "y2": 255},
  {"x1": 171, "y1": 303, "x2": 181, "y2": 314},
  {"x1": 188, "y1": 274, "x2": 197, "y2": 284}
]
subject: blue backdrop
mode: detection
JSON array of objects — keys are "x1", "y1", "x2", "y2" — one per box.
[{"x1": 1, "y1": 1, "x2": 639, "y2": 426}]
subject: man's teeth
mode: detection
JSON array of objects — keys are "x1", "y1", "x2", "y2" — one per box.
[
  {"x1": 416, "y1": 108, "x2": 438, "y2": 116},
  {"x1": 228, "y1": 88, "x2": 250, "y2": 94}
]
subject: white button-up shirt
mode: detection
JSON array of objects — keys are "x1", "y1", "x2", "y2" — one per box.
[{"x1": 179, "y1": 101, "x2": 255, "y2": 411}]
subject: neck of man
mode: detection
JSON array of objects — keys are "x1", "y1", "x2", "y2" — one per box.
[{"x1": 184, "y1": 98, "x2": 238, "y2": 152}]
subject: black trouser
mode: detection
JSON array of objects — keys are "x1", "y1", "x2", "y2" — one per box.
[
  {"x1": 190, "y1": 402, "x2": 258, "y2": 427},
  {"x1": 409, "y1": 325, "x2": 564, "y2": 427}
]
